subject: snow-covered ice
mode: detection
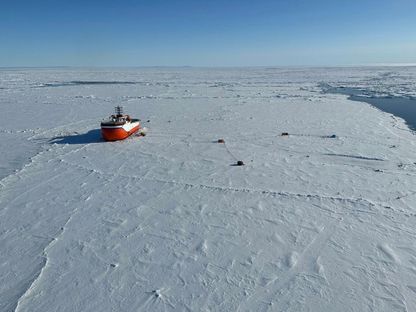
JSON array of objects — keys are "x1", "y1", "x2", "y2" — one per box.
[{"x1": 1, "y1": 67, "x2": 416, "y2": 311}]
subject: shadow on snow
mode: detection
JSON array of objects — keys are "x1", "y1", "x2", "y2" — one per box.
[{"x1": 49, "y1": 129, "x2": 103, "y2": 144}]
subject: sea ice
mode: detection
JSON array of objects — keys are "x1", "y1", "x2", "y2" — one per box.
[{"x1": 1, "y1": 67, "x2": 416, "y2": 311}]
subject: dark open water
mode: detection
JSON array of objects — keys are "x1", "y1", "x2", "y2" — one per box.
[{"x1": 322, "y1": 84, "x2": 416, "y2": 132}]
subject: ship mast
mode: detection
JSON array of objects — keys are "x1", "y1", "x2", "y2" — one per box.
[{"x1": 115, "y1": 106, "x2": 124, "y2": 117}]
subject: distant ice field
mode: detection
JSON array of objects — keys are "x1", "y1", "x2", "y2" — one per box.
[{"x1": 1, "y1": 67, "x2": 416, "y2": 312}]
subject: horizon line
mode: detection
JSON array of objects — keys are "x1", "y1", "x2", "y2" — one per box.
[{"x1": 1, "y1": 63, "x2": 416, "y2": 70}]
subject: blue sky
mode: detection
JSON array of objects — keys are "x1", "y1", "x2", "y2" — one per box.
[{"x1": 1, "y1": 0, "x2": 416, "y2": 66}]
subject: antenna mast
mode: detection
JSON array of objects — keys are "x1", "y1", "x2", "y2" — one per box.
[{"x1": 115, "y1": 106, "x2": 124, "y2": 117}]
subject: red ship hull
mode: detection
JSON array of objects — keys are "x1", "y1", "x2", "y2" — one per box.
[{"x1": 101, "y1": 122, "x2": 140, "y2": 141}]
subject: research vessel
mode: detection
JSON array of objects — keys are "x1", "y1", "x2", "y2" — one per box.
[{"x1": 101, "y1": 106, "x2": 140, "y2": 141}]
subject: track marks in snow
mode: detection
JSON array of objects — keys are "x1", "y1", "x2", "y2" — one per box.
[
  {"x1": 59, "y1": 156, "x2": 392, "y2": 212},
  {"x1": 0, "y1": 154, "x2": 101, "y2": 312},
  {"x1": 241, "y1": 218, "x2": 340, "y2": 311},
  {"x1": 11, "y1": 196, "x2": 90, "y2": 312},
  {"x1": 324, "y1": 153, "x2": 385, "y2": 161},
  {"x1": 3, "y1": 68, "x2": 416, "y2": 311}
]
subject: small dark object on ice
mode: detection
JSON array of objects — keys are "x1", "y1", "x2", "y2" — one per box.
[
  {"x1": 137, "y1": 127, "x2": 148, "y2": 137},
  {"x1": 281, "y1": 132, "x2": 289, "y2": 136},
  {"x1": 217, "y1": 138, "x2": 225, "y2": 143},
  {"x1": 152, "y1": 290, "x2": 161, "y2": 298},
  {"x1": 147, "y1": 119, "x2": 150, "y2": 123},
  {"x1": 236, "y1": 160, "x2": 244, "y2": 166},
  {"x1": 329, "y1": 134, "x2": 337, "y2": 138}
]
